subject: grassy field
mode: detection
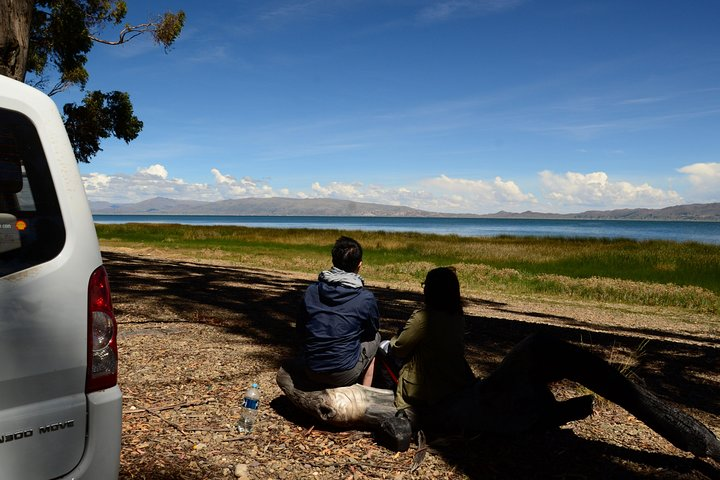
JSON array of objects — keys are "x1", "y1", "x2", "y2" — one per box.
[{"x1": 96, "y1": 223, "x2": 720, "y2": 315}]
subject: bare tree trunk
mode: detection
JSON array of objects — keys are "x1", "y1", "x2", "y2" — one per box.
[
  {"x1": 422, "y1": 333, "x2": 720, "y2": 460},
  {"x1": 0, "y1": 0, "x2": 33, "y2": 81}
]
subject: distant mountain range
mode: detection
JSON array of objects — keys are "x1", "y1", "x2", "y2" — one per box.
[
  {"x1": 90, "y1": 197, "x2": 720, "y2": 221},
  {"x1": 90, "y1": 197, "x2": 447, "y2": 217},
  {"x1": 479, "y1": 203, "x2": 720, "y2": 221}
]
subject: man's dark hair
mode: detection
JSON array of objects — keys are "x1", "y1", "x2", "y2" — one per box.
[{"x1": 332, "y1": 236, "x2": 363, "y2": 272}]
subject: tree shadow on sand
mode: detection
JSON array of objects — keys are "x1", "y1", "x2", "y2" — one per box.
[{"x1": 103, "y1": 251, "x2": 720, "y2": 479}]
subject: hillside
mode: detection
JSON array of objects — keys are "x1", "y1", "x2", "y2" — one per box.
[
  {"x1": 90, "y1": 197, "x2": 720, "y2": 221},
  {"x1": 484, "y1": 203, "x2": 720, "y2": 221},
  {"x1": 90, "y1": 197, "x2": 449, "y2": 217}
]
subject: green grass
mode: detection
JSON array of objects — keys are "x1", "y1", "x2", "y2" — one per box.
[{"x1": 95, "y1": 223, "x2": 720, "y2": 314}]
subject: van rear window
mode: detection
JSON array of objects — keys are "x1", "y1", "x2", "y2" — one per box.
[{"x1": 0, "y1": 108, "x2": 65, "y2": 277}]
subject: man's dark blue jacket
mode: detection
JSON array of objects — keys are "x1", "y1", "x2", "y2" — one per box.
[{"x1": 298, "y1": 275, "x2": 379, "y2": 373}]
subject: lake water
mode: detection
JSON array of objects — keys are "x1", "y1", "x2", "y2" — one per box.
[{"x1": 93, "y1": 215, "x2": 720, "y2": 245}]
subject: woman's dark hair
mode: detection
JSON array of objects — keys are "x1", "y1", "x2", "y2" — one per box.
[
  {"x1": 423, "y1": 267, "x2": 463, "y2": 315},
  {"x1": 332, "y1": 236, "x2": 363, "y2": 272}
]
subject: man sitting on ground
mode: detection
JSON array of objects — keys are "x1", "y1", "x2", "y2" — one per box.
[{"x1": 297, "y1": 236, "x2": 381, "y2": 388}]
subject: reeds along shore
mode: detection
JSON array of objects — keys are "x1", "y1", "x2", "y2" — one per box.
[{"x1": 95, "y1": 223, "x2": 720, "y2": 315}]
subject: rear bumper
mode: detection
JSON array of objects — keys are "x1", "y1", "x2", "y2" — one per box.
[{"x1": 61, "y1": 386, "x2": 122, "y2": 480}]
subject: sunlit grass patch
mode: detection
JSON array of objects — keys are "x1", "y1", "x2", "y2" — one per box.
[
  {"x1": 95, "y1": 223, "x2": 720, "y2": 315},
  {"x1": 527, "y1": 274, "x2": 719, "y2": 312}
]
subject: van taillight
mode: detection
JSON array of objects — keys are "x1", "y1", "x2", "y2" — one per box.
[{"x1": 86, "y1": 266, "x2": 118, "y2": 392}]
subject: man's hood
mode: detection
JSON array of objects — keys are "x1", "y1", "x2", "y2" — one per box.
[
  {"x1": 318, "y1": 267, "x2": 364, "y2": 288},
  {"x1": 317, "y1": 267, "x2": 364, "y2": 306}
]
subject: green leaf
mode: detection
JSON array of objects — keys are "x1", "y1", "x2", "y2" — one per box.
[{"x1": 63, "y1": 90, "x2": 143, "y2": 163}]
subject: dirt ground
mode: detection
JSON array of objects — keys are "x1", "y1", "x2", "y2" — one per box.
[{"x1": 102, "y1": 248, "x2": 720, "y2": 479}]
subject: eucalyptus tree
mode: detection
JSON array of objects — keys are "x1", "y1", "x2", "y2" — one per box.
[{"x1": 0, "y1": 0, "x2": 185, "y2": 162}]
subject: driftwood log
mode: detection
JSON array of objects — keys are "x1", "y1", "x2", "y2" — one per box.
[
  {"x1": 276, "y1": 359, "x2": 397, "y2": 429},
  {"x1": 277, "y1": 333, "x2": 720, "y2": 460}
]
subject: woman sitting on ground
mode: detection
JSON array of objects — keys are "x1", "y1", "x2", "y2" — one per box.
[{"x1": 388, "y1": 266, "x2": 475, "y2": 411}]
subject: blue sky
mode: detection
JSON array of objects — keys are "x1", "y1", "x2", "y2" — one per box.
[{"x1": 64, "y1": 0, "x2": 720, "y2": 214}]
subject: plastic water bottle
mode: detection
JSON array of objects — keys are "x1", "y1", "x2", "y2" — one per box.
[{"x1": 237, "y1": 383, "x2": 260, "y2": 433}]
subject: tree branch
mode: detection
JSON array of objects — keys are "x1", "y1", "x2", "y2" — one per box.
[
  {"x1": 47, "y1": 80, "x2": 71, "y2": 97},
  {"x1": 89, "y1": 23, "x2": 155, "y2": 46}
]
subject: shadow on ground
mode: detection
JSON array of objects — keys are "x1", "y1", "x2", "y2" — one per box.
[{"x1": 104, "y1": 251, "x2": 720, "y2": 479}]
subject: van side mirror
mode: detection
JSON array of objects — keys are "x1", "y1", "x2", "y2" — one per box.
[{"x1": 0, "y1": 160, "x2": 22, "y2": 193}]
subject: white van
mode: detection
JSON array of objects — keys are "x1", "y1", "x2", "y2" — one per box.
[{"x1": 0, "y1": 75, "x2": 122, "y2": 479}]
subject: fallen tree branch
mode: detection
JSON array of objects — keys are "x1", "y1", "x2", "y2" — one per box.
[
  {"x1": 187, "y1": 427, "x2": 234, "y2": 432},
  {"x1": 125, "y1": 398, "x2": 216, "y2": 414},
  {"x1": 221, "y1": 435, "x2": 256, "y2": 442},
  {"x1": 143, "y1": 408, "x2": 187, "y2": 435}
]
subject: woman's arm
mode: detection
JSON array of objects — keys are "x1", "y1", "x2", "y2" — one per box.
[{"x1": 389, "y1": 310, "x2": 426, "y2": 359}]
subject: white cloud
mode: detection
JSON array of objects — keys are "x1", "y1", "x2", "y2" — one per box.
[
  {"x1": 417, "y1": 0, "x2": 526, "y2": 23},
  {"x1": 311, "y1": 181, "x2": 363, "y2": 198},
  {"x1": 678, "y1": 162, "x2": 720, "y2": 201},
  {"x1": 83, "y1": 172, "x2": 112, "y2": 190},
  {"x1": 138, "y1": 164, "x2": 169, "y2": 179},
  {"x1": 539, "y1": 170, "x2": 682, "y2": 208},
  {"x1": 423, "y1": 174, "x2": 535, "y2": 203},
  {"x1": 83, "y1": 165, "x2": 286, "y2": 204},
  {"x1": 211, "y1": 168, "x2": 235, "y2": 185},
  {"x1": 211, "y1": 168, "x2": 274, "y2": 197},
  {"x1": 307, "y1": 174, "x2": 537, "y2": 213},
  {"x1": 83, "y1": 165, "x2": 220, "y2": 203},
  {"x1": 307, "y1": 180, "x2": 435, "y2": 208},
  {"x1": 83, "y1": 164, "x2": 693, "y2": 214},
  {"x1": 83, "y1": 170, "x2": 217, "y2": 203},
  {"x1": 413, "y1": 174, "x2": 538, "y2": 212}
]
